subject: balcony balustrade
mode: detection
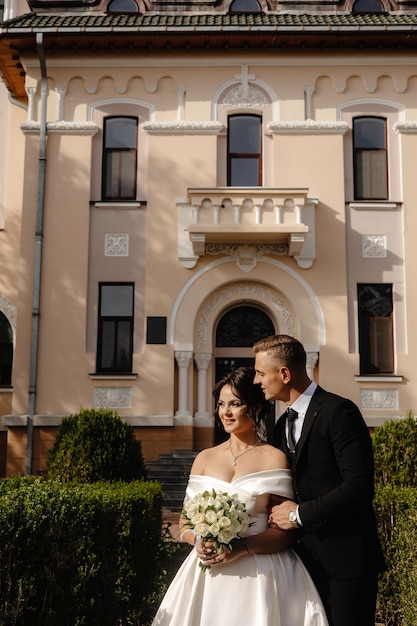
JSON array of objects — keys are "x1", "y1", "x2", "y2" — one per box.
[{"x1": 177, "y1": 187, "x2": 317, "y2": 270}]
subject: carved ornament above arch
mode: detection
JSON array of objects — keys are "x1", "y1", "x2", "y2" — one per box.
[{"x1": 196, "y1": 283, "x2": 295, "y2": 350}]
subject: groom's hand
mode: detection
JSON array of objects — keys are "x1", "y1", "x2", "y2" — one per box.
[{"x1": 269, "y1": 500, "x2": 298, "y2": 531}]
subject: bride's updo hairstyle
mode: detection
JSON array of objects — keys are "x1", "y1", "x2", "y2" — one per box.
[{"x1": 213, "y1": 366, "x2": 271, "y2": 439}]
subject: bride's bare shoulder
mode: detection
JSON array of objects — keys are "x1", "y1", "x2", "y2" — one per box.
[{"x1": 190, "y1": 443, "x2": 228, "y2": 474}]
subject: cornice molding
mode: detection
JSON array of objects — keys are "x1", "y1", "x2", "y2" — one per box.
[
  {"x1": 20, "y1": 120, "x2": 99, "y2": 135},
  {"x1": 394, "y1": 121, "x2": 417, "y2": 133},
  {"x1": 268, "y1": 120, "x2": 350, "y2": 134},
  {"x1": 142, "y1": 120, "x2": 224, "y2": 134}
]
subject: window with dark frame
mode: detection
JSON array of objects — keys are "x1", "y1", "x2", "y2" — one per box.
[
  {"x1": 96, "y1": 283, "x2": 134, "y2": 373},
  {"x1": 0, "y1": 312, "x2": 13, "y2": 386},
  {"x1": 227, "y1": 114, "x2": 262, "y2": 186},
  {"x1": 357, "y1": 283, "x2": 394, "y2": 375},
  {"x1": 102, "y1": 116, "x2": 138, "y2": 201},
  {"x1": 353, "y1": 116, "x2": 388, "y2": 200}
]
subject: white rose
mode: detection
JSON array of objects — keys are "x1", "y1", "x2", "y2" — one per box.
[
  {"x1": 191, "y1": 512, "x2": 206, "y2": 525},
  {"x1": 218, "y1": 527, "x2": 237, "y2": 544},
  {"x1": 218, "y1": 516, "x2": 231, "y2": 528},
  {"x1": 230, "y1": 519, "x2": 242, "y2": 533},
  {"x1": 219, "y1": 496, "x2": 230, "y2": 509},
  {"x1": 194, "y1": 522, "x2": 210, "y2": 537},
  {"x1": 205, "y1": 509, "x2": 218, "y2": 524},
  {"x1": 184, "y1": 501, "x2": 198, "y2": 516},
  {"x1": 209, "y1": 522, "x2": 220, "y2": 536}
]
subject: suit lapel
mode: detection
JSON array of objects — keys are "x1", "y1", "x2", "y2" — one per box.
[{"x1": 295, "y1": 386, "x2": 325, "y2": 459}]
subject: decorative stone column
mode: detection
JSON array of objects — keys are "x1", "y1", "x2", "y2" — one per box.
[
  {"x1": 306, "y1": 350, "x2": 319, "y2": 381},
  {"x1": 176, "y1": 86, "x2": 186, "y2": 121},
  {"x1": 26, "y1": 86, "x2": 36, "y2": 122},
  {"x1": 304, "y1": 86, "x2": 315, "y2": 121},
  {"x1": 194, "y1": 353, "x2": 213, "y2": 425},
  {"x1": 174, "y1": 351, "x2": 193, "y2": 419},
  {"x1": 55, "y1": 87, "x2": 67, "y2": 122}
]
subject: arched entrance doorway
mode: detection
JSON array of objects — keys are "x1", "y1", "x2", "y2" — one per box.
[{"x1": 213, "y1": 305, "x2": 275, "y2": 443}]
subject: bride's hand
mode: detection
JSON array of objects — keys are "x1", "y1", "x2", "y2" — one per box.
[
  {"x1": 196, "y1": 539, "x2": 227, "y2": 565},
  {"x1": 197, "y1": 538, "x2": 248, "y2": 565}
]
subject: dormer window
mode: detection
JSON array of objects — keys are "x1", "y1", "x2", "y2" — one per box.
[
  {"x1": 107, "y1": 0, "x2": 139, "y2": 13},
  {"x1": 229, "y1": 0, "x2": 261, "y2": 13},
  {"x1": 352, "y1": 0, "x2": 383, "y2": 12}
]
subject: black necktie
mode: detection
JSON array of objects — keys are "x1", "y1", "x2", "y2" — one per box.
[{"x1": 287, "y1": 408, "x2": 298, "y2": 454}]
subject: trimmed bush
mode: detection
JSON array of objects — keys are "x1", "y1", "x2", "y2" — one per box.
[
  {"x1": 374, "y1": 486, "x2": 417, "y2": 626},
  {"x1": 372, "y1": 413, "x2": 417, "y2": 625},
  {"x1": 47, "y1": 408, "x2": 146, "y2": 483},
  {"x1": 373, "y1": 411, "x2": 417, "y2": 488},
  {"x1": 0, "y1": 477, "x2": 163, "y2": 626}
]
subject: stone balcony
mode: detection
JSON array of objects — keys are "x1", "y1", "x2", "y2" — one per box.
[{"x1": 177, "y1": 188, "x2": 318, "y2": 270}]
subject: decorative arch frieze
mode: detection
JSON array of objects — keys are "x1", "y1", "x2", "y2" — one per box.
[
  {"x1": 211, "y1": 65, "x2": 278, "y2": 122},
  {"x1": 196, "y1": 283, "x2": 295, "y2": 350}
]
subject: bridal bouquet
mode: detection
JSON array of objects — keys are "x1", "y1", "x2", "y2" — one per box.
[{"x1": 181, "y1": 488, "x2": 250, "y2": 571}]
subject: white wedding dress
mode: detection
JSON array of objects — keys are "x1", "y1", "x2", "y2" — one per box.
[{"x1": 151, "y1": 469, "x2": 328, "y2": 626}]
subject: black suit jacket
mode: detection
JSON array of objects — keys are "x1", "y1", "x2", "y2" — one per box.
[{"x1": 274, "y1": 385, "x2": 385, "y2": 580}]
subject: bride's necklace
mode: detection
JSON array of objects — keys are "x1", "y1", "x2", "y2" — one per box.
[{"x1": 228, "y1": 438, "x2": 261, "y2": 467}]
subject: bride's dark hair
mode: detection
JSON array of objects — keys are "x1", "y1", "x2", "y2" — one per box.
[{"x1": 213, "y1": 366, "x2": 271, "y2": 439}]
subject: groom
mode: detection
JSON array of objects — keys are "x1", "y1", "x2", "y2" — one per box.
[{"x1": 253, "y1": 334, "x2": 385, "y2": 626}]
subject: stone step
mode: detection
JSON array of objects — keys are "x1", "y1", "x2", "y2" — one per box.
[{"x1": 145, "y1": 449, "x2": 199, "y2": 511}]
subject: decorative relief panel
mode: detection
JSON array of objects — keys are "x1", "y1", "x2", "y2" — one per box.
[
  {"x1": 221, "y1": 85, "x2": 269, "y2": 108},
  {"x1": 362, "y1": 234, "x2": 387, "y2": 258},
  {"x1": 205, "y1": 243, "x2": 287, "y2": 272},
  {"x1": 105, "y1": 234, "x2": 129, "y2": 257},
  {"x1": 360, "y1": 388, "x2": 398, "y2": 411},
  {"x1": 94, "y1": 387, "x2": 132, "y2": 409}
]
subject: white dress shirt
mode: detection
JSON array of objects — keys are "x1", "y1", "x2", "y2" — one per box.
[
  {"x1": 286, "y1": 380, "x2": 317, "y2": 445},
  {"x1": 286, "y1": 380, "x2": 317, "y2": 527}
]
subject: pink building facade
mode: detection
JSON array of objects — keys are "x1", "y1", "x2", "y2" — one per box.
[{"x1": 1, "y1": 0, "x2": 417, "y2": 475}]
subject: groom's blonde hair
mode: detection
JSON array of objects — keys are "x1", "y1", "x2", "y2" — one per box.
[{"x1": 253, "y1": 334, "x2": 306, "y2": 370}]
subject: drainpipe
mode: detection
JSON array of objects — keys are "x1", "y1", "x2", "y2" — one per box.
[{"x1": 25, "y1": 33, "x2": 47, "y2": 476}]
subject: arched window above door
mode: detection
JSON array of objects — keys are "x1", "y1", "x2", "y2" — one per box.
[{"x1": 216, "y1": 305, "x2": 275, "y2": 347}]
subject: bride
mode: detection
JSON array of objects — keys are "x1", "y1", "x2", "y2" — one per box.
[{"x1": 151, "y1": 367, "x2": 328, "y2": 626}]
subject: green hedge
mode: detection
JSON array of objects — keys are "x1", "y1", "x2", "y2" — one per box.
[
  {"x1": 372, "y1": 415, "x2": 417, "y2": 625},
  {"x1": 375, "y1": 486, "x2": 417, "y2": 626},
  {"x1": 373, "y1": 412, "x2": 417, "y2": 488},
  {"x1": 0, "y1": 477, "x2": 164, "y2": 626}
]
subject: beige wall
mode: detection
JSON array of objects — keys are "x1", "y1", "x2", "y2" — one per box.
[{"x1": 1, "y1": 48, "x2": 417, "y2": 474}]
